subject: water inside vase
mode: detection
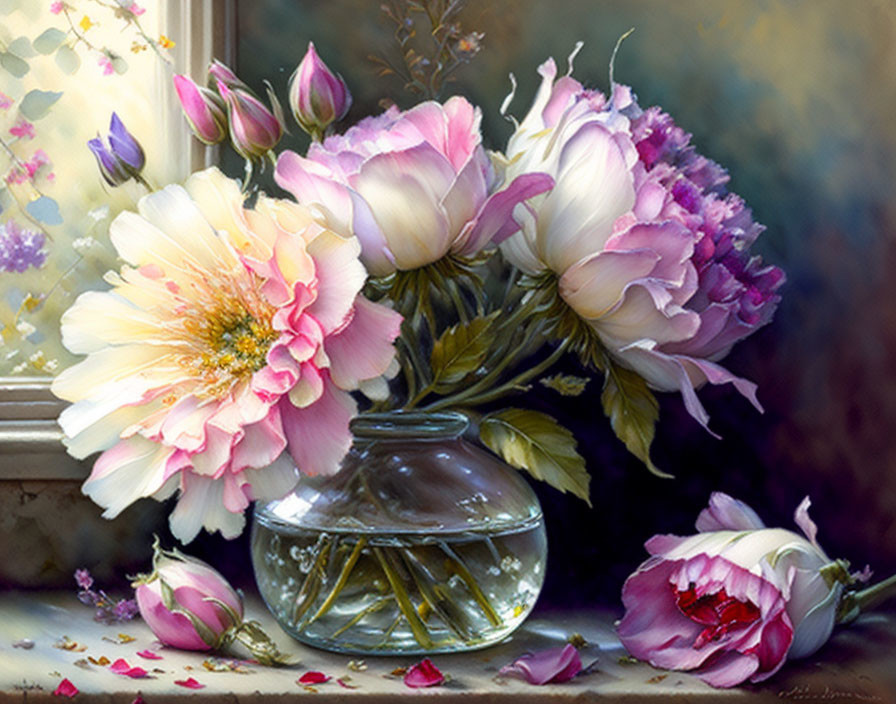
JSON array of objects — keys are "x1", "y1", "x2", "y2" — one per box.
[{"x1": 251, "y1": 514, "x2": 546, "y2": 653}]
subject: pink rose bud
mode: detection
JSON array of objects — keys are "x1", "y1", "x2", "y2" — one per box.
[
  {"x1": 173, "y1": 74, "x2": 227, "y2": 145},
  {"x1": 616, "y1": 493, "x2": 860, "y2": 688},
  {"x1": 206, "y1": 59, "x2": 246, "y2": 90},
  {"x1": 217, "y1": 80, "x2": 283, "y2": 160},
  {"x1": 288, "y1": 41, "x2": 351, "y2": 141},
  {"x1": 132, "y1": 539, "x2": 243, "y2": 651}
]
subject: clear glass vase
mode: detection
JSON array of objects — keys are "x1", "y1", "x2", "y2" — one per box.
[{"x1": 251, "y1": 411, "x2": 547, "y2": 654}]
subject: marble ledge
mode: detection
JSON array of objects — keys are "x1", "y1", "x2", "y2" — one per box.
[{"x1": 1, "y1": 591, "x2": 894, "y2": 703}]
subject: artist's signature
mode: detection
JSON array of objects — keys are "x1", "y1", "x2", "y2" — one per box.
[{"x1": 778, "y1": 684, "x2": 884, "y2": 701}]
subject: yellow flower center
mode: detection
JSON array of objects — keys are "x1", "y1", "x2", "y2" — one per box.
[{"x1": 169, "y1": 268, "x2": 280, "y2": 399}]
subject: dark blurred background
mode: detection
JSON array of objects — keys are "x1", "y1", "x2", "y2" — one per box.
[{"x1": 201, "y1": 0, "x2": 896, "y2": 607}]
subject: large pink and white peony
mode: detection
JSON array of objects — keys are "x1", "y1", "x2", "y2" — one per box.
[
  {"x1": 498, "y1": 55, "x2": 784, "y2": 429},
  {"x1": 275, "y1": 96, "x2": 553, "y2": 276},
  {"x1": 51, "y1": 167, "x2": 402, "y2": 543}
]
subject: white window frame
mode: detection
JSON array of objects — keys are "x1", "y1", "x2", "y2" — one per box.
[{"x1": 0, "y1": 0, "x2": 235, "y2": 481}]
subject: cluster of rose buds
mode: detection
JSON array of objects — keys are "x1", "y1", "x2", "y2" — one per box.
[
  {"x1": 173, "y1": 60, "x2": 284, "y2": 160},
  {"x1": 174, "y1": 43, "x2": 349, "y2": 156},
  {"x1": 87, "y1": 113, "x2": 146, "y2": 187}
]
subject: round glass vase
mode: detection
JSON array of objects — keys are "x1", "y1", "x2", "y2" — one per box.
[{"x1": 251, "y1": 411, "x2": 547, "y2": 654}]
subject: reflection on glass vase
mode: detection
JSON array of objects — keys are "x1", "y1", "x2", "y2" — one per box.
[{"x1": 251, "y1": 411, "x2": 547, "y2": 654}]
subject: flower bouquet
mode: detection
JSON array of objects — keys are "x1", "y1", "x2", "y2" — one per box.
[{"x1": 51, "y1": 6, "x2": 789, "y2": 655}]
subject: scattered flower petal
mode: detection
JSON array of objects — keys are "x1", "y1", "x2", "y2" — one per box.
[
  {"x1": 136, "y1": 650, "x2": 162, "y2": 660},
  {"x1": 88, "y1": 656, "x2": 111, "y2": 666},
  {"x1": 53, "y1": 636, "x2": 87, "y2": 652},
  {"x1": 12, "y1": 638, "x2": 34, "y2": 649},
  {"x1": 109, "y1": 658, "x2": 149, "y2": 678},
  {"x1": 337, "y1": 677, "x2": 359, "y2": 689},
  {"x1": 499, "y1": 644, "x2": 583, "y2": 685},
  {"x1": 403, "y1": 658, "x2": 444, "y2": 688},
  {"x1": 346, "y1": 659, "x2": 367, "y2": 672},
  {"x1": 174, "y1": 677, "x2": 205, "y2": 689},
  {"x1": 53, "y1": 678, "x2": 79, "y2": 698},
  {"x1": 298, "y1": 671, "x2": 331, "y2": 685}
]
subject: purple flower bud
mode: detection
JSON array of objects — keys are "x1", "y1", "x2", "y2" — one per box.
[
  {"x1": 87, "y1": 113, "x2": 145, "y2": 187},
  {"x1": 174, "y1": 74, "x2": 227, "y2": 145},
  {"x1": 88, "y1": 136, "x2": 130, "y2": 186},
  {"x1": 217, "y1": 80, "x2": 283, "y2": 160},
  {"x1": 289, "y1": 42, "x2": 351, "y2": 141},
  {"x1": 107, "y1": 113, "x2": 145, "y2": 172}
]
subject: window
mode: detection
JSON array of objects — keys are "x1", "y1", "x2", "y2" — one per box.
[{"x1": 0, "y1": 0, "x2": 234, "y2": 482}]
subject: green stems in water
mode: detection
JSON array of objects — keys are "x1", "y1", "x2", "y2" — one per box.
[{"x1": 372, "y1": 546, "x2": 434, "y2": 649}]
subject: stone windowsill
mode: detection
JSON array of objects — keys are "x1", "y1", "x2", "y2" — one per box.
[{"x1": 1, "y1": 592, "x2": 895, "y2": 703}]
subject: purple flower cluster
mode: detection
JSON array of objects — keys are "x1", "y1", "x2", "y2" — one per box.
[
  {"x1": 74, "y1": 568, "x2": 139, "y2": 624},
  {"x1": 630, "y1": 106, "x2": 785, "y2": 359},
  {"x1": 0, "y1": 220, "x2": 47, "y2": 273}
]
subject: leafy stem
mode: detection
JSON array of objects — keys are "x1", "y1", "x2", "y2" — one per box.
[{"x1": 424, "y1": 336, "x2": 570, "y2": 412}]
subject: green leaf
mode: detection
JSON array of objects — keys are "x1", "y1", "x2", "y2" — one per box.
[
  {"x1": 430, "y1": 311, "x2": 499, "y2": 393},
  {"x1": 25, "y1": 196, "x2": 63, "y2": 225},
  {"x1": 33, "y1": 28, "x2": 67, "y2": 54},
  {"x1": 601, "y1": 361, "x2": 670, "y2": 478},
  {"x1": 55, "y1": 45, "x2": 81, "y2": 74},
  {"x1": 540, "y1": 373, "x2": 589, "y2": 397},
  {"x1": 480, "y1": 408, "x2": 591, "y2": 504},
  {"x1": 19, "y1": 89, "x2": 63, "y2": 120},
  {"x1": 0, "y1": 52, "x2": 29, "y2": 78},
  {"x1": 9, "y1": 37, "x2": 35, "y2": 58}
]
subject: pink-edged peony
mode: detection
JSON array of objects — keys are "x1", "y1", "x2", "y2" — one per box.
[
  {"x1": 498, "y1": 53, "x2": 784, "y2": 430},
  {"x1": 51, "y1": 167, "x2": 402, "y2": 543},
  {"x1": 617, "y1": 493, "x2": 845, "y2": 688},
  {"x1": 275, "y1": 97, "x2": 553, "y2": 276},
  {"x1": 133, "y1": 540, "x2": 243, "y2": 651}
]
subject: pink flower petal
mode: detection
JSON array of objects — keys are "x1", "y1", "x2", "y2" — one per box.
[
  {"x1": 695, "y1": 492, "x2": 766, "y2": 533},
  {"x1": 794, "y1": 496, "x2": 819, "y2": 548},
  {"x1": 298, "y1": 671, "x2": 331, "y2": 684},
  {"x1": 53, "y1": 678, "x2": 79, "y2": 697},
  {"x1": 499, "y1": 644, "x2": 583, "y2": 684},
  {"x1": 174, "y1": 677, "x2": 205, "y2": 689},
  {"x1": 109, "y1": 658, "x2": 149, "y2": 678},
  {"x1": 136, "y1": 649, "x2": 163, "y2": 660},
  {"x1": 403, "y1": 658, "x2": 444, "y2": 688}
]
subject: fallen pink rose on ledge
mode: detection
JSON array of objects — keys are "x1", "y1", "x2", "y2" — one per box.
[
  {"x1": 499, "y1": 643, "x2": 583, "y2": 684},
  {"x1": 616, "y1": 492, "x2": 890, "y2": 688}
]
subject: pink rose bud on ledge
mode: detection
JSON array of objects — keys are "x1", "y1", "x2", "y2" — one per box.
[
  {"x1": 616, "y1": 493, "x2": 867, "y2": 688},
  {"x1": 289, "y1": 41, "x2": 352, "y2": 141},
  {"x1": 133, "y1": 538, "x2": 291, "y2": 665},
  {"x1": 173, "y1": 74, "x2": 227, "y2": 145},
  {"x1": 132, "y1": 538, "x2": 243, "y2": 651}
]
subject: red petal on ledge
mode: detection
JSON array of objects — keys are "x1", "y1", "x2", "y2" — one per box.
[
  {"x1": 109, "y1": 658, "x2": 149, "y2": 678},
  {"x1": 499, "y1": 643, "x2": 583, "y2": 684},
  {"x1": 136, "y1": 649, "x2": 163, "y2": 660},
  {"x1": 298, "y1": 671, "x2": 331, "y2": 685},
  {"x1": 174, "y1": 677, "x2": 205, "y2": 689},
  {"x1": 404, "y1": 658, "x2": 444, "y2": 688},
  {"x1": 53, "y1": 678, "x2": 79, "y2": 697}
]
